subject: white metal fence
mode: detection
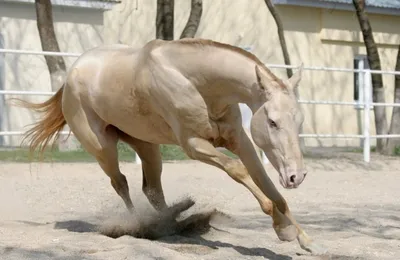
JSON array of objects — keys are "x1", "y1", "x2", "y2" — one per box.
[{"x1": 1, "y1": 48, "x2": 400, "y2": 163}]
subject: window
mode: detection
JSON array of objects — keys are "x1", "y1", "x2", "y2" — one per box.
[{"x1": 353, "y1": 55, "x2": 373, "y2": 109}]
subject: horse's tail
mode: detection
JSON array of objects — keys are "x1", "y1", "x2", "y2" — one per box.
[{"x1": 12, "y1": 84, "x2": 67, "y2": 159}]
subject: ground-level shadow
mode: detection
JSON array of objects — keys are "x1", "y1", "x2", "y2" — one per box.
[
  {"x1": 19, "y1": 200, "x2": 396, "y2": 259},
  {"x1": 0, "y1": 245, "x2": 95, "y2": 260},
  {"x1": 49, "y1": 198, "x2": 293, "y2": 259},
  {"x1": 51, "y1": 218, "x2": 292, "y2": 259},
  {"x1": 159, "y1": 234, "x2": 292, "y2": 259},
  {"x1": 54, "y1": 220, "x2": 97, "y2": 233}
]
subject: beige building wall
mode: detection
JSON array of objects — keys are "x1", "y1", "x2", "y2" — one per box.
[
  {"x1": 1, "y1": 0, "x2": 399, "y2": 148},
  {"x1": 104, "y1": 0, "x2": 399, "y2": 147},
  {"x1": 0, "y1": 1, "x2": 107, "y2": 146},
  {"x1": 277, "y1": 6, "x2": 399, "y2": 147}
]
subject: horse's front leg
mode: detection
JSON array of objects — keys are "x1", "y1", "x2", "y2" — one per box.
[
  {"x1": 180, "y1": 135, "x2": 297, "y2": 240},
  {"x1": 236, "y1": 129, "x2": 327, "y2": 254}
]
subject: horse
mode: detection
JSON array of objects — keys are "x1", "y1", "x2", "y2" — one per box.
[{"x1": 15, "y1": 38, "x2": 325, "y2": 254}]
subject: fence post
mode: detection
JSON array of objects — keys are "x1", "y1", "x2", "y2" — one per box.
[
  {"x1": 262, "y1": 152, "x2": 269, "y2": 164},
  {"x1": 363, "y1": 70, "x2": 371, "y2": 163},
  {"x1": 135, "y1": 153, "x2": 142, "y2": 164},
  {"x1": 0, "y1": 34, "x2": 4, "y2": 146}
]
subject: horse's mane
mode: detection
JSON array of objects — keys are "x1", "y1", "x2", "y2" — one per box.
[
  {"x1": 175, "y1": 38, "x2": 280, "y2": 82},
  {"x1": 176, "y1": 38, "x2": 258, "y2": 61}
]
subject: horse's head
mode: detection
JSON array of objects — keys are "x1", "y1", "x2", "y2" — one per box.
[{"x1": 250, "y1": 63, "x2": 306, "y2": 189}]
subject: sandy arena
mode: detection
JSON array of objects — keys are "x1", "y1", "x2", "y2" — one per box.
[{"x1": 1, "y1": 155, "x2": 399, "y2": 260}]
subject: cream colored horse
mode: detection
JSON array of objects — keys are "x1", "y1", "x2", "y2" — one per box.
[{"x1": 17, "y1": 38, "x2": 325, "y2": 254}]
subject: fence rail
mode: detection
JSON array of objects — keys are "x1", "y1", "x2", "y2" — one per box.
[
  {"x1": 2, "y1": 90, "x2": 400, "y2": 107},
  {"x1": 0, "y1": 48, "x2": 81, "y2": 57},
  {"x1": 1, "y1": 48, "x2": 399, "y2": 163},
  {"x1": 1, "y1": 48, "x2": 400, "y2": 75}
]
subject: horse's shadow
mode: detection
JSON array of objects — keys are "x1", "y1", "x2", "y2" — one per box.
[
  {"x1": 54, "y1": 220, "x2": 97, "y2": 233},
  {"x1": 52, "y1": 219, "x2": 291, "y2": 260},
  {"x1": 51, "y1": 199, "x2": 292, "y2": 260},
  {"x1": 160, "y1": 234, "x2": 292, "y2": 259}
]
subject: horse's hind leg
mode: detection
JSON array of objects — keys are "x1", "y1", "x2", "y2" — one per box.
[
  {"x1": 62, "y1": 100, "x2": 134, "y2": 212},
  {"x1": 93, "y1": 127, "x2": 134, "y2": 212},
  {"x1": 117, "y1": 132, "x2": 167, "y2": 211}
]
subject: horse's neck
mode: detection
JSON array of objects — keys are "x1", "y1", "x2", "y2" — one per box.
[{"x1": 161, "y1": 43, "x2": 262, "y2": 113}]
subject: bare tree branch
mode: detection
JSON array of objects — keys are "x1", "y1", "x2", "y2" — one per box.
[
  {"x1": 35, "y1": 0, "x2": 66, "y2": 91},
  {"x1": 352, "y1": 0, "x2": 388, "y2": 152},
  {"x1": 156, "y1": 0, "x2": 164, "y2": 39},
  {"x1": 385, "y1": 45, "x2": 400, "y2": 154},
  {"x1": 263, "y1": 0, "x2": 293, "y2": 78},
  {"x1": 156, "y1": 0, "x2": 174, "y2": 40},
  {"x1": 180, "y1": 0, "x2": 202, "y2": 39}
]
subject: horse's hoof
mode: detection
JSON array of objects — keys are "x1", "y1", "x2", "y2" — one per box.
[
  {"x1": 297, "y1": 232, "x2": 328, "y2": 255},
  {"x1": 273, "y1": 223, "x2": 297, "y2": 242}
]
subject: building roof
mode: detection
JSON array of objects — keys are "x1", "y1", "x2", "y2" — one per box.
[
  {"x1": 318, "y1": 0, "x2": 400, "y2": 9},
  {"x1": 0, "y1": 0, "x2": 121, "y2": 10},
  {"x1": 92, "y1": 0, "x2": 121, "y2": 3},
  {"x1": 273, "y1": 0, "x2": 400, "y2": 15}
]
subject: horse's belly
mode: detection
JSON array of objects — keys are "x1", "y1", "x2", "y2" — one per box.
[
  {"x1": 88, "y1": 86, "x2": 176, "y2": 144},
  {"x1": 107, "y1": 113, "x2": 177, "y2": 145}
]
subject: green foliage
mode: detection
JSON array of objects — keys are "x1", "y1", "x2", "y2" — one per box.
[
  {"x1": 117, "y1": 141, "x2": 133, "y2": 154},
  {"x1": 348, "y1": 146, "x2": 376, "y2": 153},
  {"x1": 347, "y1": 145, "x2": 400, "y2": 156},
  {"x1": 160, "y1": 144, "x2": 189, "y2": 160},
  {"x1": 0, "y1": 143, "x2": 185, "y2": 163},
  {"x1": 0, "y1": 140, "x2": 241, "y2": 163},
  {"x1": 221, "y1": 149, "x2": 238, "y2": 159},
  {"x1": 394, "y1": 146, "x2": 400, "y2": 156},
  {"x1": 0, "y1": 147, "x2": 136, "y2": 163}
]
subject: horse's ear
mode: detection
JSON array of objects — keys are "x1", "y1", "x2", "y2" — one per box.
[
  {"x1": 288, "y1": 63, "x2": 303, "y2": 90},
  {"x1": 255, "y1": 65, "x2": 264, "y2": 89},
  {"x1": 255, "y1": 65, "x2": 276, "y2": 91}
]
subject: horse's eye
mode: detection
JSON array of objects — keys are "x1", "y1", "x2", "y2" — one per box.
[{"x1": 268, "y1": 119, "x2": 278, "y2": 128}]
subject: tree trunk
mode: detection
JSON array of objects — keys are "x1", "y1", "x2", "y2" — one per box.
[
  {"x1": 35, "y1": 0, "x2": 66, "y2": 92},
  {"x1": 180, "y1": 0, "x2": 202, "y2": 39},
  {"x1": 263, "y1": 0, "x2": 293, "y2": 79},
  {"x1": 263, "y1": 0, "x2": 305, "y2": 151},
  {"x1": 385, "y1": 45, "x2": 400, "y2": 155},
  {"x1": 35, "y1": 0, "x2": 67, "y2": 150},
  {"x1": 156, "y1": 0, "x2": 164, "y2": 39},
  {"x1": 156, "y1": 0, "x2": 174, "y2": 40},
  {"x1": 352, "y1": 0, "x2": 388, "y2": 152}
]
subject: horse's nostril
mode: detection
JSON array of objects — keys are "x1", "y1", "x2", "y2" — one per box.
[{"x1": 289, "y1": 174, "x2": 296, "y2": 184}]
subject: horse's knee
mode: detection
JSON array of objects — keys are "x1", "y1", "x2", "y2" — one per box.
[{"x1": 260, "y1": 199, "x2": 273, "y2": 215}]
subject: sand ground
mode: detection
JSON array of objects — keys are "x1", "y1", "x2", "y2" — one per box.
[{"x1": 0, "y1": 155, "x2": 399, "y2": 260}]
